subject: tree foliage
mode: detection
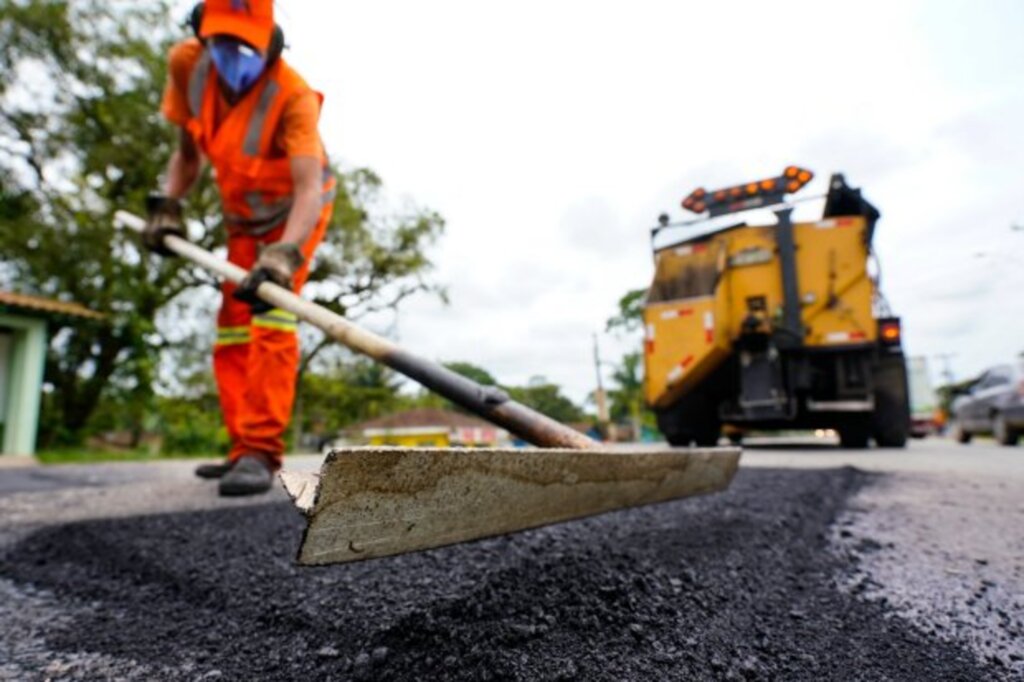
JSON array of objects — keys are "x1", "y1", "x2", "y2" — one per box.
[
  {"x1": 605, "y1": 287, "x2": 647, "y2": 335},
  {"x1": 295, "y1": 358, "x2": 407, "y2": 445},
  {"x1": 443, "y1": 361, "x2": 498, "y2": 387},
  {"x1": 1, "y1": 0, "x2": 196, "y2": 445},
  {"x1": 298, "y1": 167, "x2": 446, "y2": 376},
  {"x1": 506, "y1": 380, "x2": 585, "y2": 425},
  {"x1": 606, "y1": 351, "x2": 643, "y2": 423},
  {"x1": 605, "y1": 287, "x2": 655, "y2": 435},
  {"x1": 0, "y1": 0, "x2": 444, "y2": 449},
  {"x1": 404, "y1": 362, "x2": 586, "y2": 426}
]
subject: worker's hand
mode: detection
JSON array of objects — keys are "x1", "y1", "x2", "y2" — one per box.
[
  {"x1": 232, "y1": 242, "x2": 305, "y2": 314},
  {"x1": 142, "y1": 194, "x2": 187, "y2": 257}
]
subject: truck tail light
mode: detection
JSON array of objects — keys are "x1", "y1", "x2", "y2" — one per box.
[{"x1": 878, "y1": 318, "x2": 901, "y2": 345}]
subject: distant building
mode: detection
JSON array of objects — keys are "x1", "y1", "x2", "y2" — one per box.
[
  {"x1": 0, "y1": 291, "x2": 103, "y2": 457},
  {"x1": 348, "y1": 408, "x2": 510, "y2": 448}
]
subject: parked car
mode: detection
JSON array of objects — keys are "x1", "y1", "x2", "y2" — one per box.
[{"x1": 950, "y1": 363, "x2": 1024, "y2": 445}]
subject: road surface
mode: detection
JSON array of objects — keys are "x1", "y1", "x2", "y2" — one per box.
[{"x1": 0, "y1": 437, "x2": 1020, "y2": 680}]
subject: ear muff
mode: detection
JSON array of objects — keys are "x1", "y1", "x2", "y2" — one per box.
[
  {"x1": 189, "y1": 2, "x2": 204, "y2": 40},
  {"x1": 266, "y1": 24, "x2": 285, "y2": 65},
  {"x1": 188, "y1": 1, "x2": 285, "y2": 64}
]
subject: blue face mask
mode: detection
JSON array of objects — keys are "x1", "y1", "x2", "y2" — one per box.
[{"x1": 209, "y1": 36, "x2": 267, "y2": 95}]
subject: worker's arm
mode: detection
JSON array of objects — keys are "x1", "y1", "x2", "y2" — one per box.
[
  {"x1": 279, "y1": 155, "x2": 323, "y2": 247},
  {"x1": 143, "y1": 128, "x2": 202, "y2": 257},
  {"x1": 232, "y1": 156, "x2": 322, "y2": 312},
  {"x1": 164, "y1": 128, "x2": 202, "y2": 198}
]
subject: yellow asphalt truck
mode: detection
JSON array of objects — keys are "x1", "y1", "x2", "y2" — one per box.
[{"x1": 643, "y1": 167, "x2": 909, "y2": 448}]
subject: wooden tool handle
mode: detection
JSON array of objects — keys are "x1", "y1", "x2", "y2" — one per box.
[{"x1": 114, "y1": 211, "x2": 599, "y2": 450}]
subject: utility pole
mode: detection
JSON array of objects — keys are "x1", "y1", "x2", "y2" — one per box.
[{"x1": 592, "y1": 333, "x2": 610, "y2": 427}]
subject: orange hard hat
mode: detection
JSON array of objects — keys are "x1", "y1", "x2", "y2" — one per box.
[{"x1": 200, "y1": 0, "x2": 275, "y2": 52}]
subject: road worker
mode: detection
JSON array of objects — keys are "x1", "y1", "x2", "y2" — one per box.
[{"x1": 144, "y1": 0, "x2": 335, "y2": 495}]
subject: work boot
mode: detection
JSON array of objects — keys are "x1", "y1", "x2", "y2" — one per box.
[
  {"x1": 194, "y1": 459, "x2": 233, "y2": 479},
  {"x1": 218, "y1": 455, "x2": 275, "y2": 497}
]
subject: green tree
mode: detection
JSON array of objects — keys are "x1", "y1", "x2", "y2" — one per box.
[
  {"x1": 506, "y1": 378, "x2": 585, "y2": 425},
  {"x1": 401, "y1": 363, "x2": 585, "y2": 427},
  {"x1": 607, "y1": 351, "x2": 644, "y2": 423},
  {"x1": 296, "y1": 357, "x2": 406, "y2": 446},
  {"x1": 0, "y1": 1, "x2": 445, "y2": 451},
  {"x1": 291, "y1": 168, "x2": 445, "y2": 446},
  {"x1": 298, "y1": 167, "x2": 446, "y2": 376},
  {"x1": 443, "y1": 361, "x2": 498, "y2": 387},
  {"x1": 605, "y1": 287, "x2": 647, "y2": 335},
  {"x1": 604, "y1": 287, "x2": 654, "y2": 438},
  {"x1": 403, "y1": 361, "x2": 500, "y2": 412},
  {"x1": 0, "y1": 0, "x2": 209, "y2": 446}
]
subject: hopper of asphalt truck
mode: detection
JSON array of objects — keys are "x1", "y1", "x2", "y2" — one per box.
[{"x1": 641, "y1": 168, "x2": 900, "y2": 442}]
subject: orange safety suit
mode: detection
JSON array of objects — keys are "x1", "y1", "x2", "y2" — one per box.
[{"x1": 162, "y1": 39, "x2": 335, "y2": 469}]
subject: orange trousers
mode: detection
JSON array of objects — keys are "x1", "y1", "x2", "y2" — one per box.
[{"x1": 213, "y1": 204, "x2": 332, "y2": 470}]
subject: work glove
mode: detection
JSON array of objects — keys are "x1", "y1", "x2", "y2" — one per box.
[
  {"x1": 142, "y1": 193, "x2": 187, "y2": 257},
  {"x1": 233, "y1": 242, "x2": 305, "y2": 314}
]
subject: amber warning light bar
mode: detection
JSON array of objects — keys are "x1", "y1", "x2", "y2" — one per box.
[{"x1": 682, "y1": 166, "x2": 814, "y2": 218}]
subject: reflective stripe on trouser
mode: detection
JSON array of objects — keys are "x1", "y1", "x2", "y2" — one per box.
[
  {"x1": 216, "y1": 326, "x2": 251, "y2": 346},
  {"x1": 213, "y1": 201, "x2": 332, "y2": 468}
]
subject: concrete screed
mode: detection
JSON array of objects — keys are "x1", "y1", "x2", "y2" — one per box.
[{"x1": 0, "y1": 437, "x2": 1021, "y2": 679}]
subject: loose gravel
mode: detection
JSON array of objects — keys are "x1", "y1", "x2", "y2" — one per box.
[{"x1": 0, "y1": 467, "x2": 1001, "y2": 680}]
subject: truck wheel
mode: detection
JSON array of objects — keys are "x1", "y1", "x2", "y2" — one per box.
[
  {"x1": 664, "y1": 431, "x2": 694, "y2": 447},
  {"x1": 693, "y1": 423, "x2": 722, "y2": 447},
  {"x1": 873, "y1": 397, "x2": 909, "y2": 447},
  {"x1": 993, "y1": 414, "x2": 1019, "y2": 446},
  {"x1": 872, "y1": 354, "x2": 910, "y2": 448},
  {"x1": 656, "y1": 393, "x2": 721, "y2": 447},
  {"x1": 838, "y1": 419, "x2": 871, "y2": 449},
  {"x1": 657, "y1": 405, "x2": 695, "y2": 446}
]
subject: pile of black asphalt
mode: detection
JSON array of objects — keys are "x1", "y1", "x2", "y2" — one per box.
[{"x1": 0, "y1": 467, "x2": 1000, "y2": 680}]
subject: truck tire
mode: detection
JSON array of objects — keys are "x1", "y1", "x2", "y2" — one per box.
[
  {"x1": 872, "y1": 352, "x2": 910, "y2": 448},
  {"x1": 656, "y1": 392, "x2": 721, "y2": 447},
  {"x1": 873, "y1": 391, "x2": 909, "y2": 448},
  {"x1": 663, "y1": 429, "x2": 695, "y2": 447},
  {"x1": 693, "y1": 422, "x2": 723, "y2": 447},
  {"x1": 838, "y1": 419, "x2": 871, "y2": 449},
  {"x1": 993, "y1": 413, "x2": 1019, "y2": 446},
  {"x1": 656, "y1": 402, "x2": 696, "y2": 447}
]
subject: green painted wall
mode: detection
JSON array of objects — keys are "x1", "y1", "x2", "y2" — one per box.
[
  {"x1": 0, "y1": 332, "x2": 10, "y2": 424},
  {"x1": 0, "y1": 313, "x2": 47, "y2": 456}
]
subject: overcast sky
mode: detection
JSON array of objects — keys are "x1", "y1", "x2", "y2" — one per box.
[{"x1": 178, "y1": 1, "x2": 1024, "y2": 401}]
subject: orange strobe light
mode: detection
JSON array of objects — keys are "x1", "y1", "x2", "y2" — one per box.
[
  {"x1": 880, "y1": 320, "x2": 901, "y2": 343},
  {"x1": 681, "y1": 166, "x2": 814, "y2": 216}
]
